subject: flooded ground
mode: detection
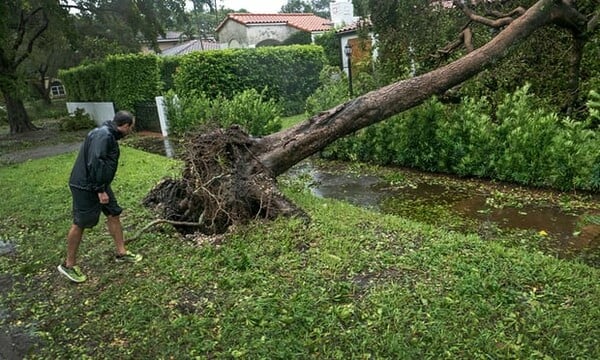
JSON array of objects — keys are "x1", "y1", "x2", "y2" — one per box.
[{"x1": 287, "y1": 160, "x2": 600, "y2": 265}]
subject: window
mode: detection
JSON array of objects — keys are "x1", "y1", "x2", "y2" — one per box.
[{"x1": 50, "y1": 81, "x2": 66, "y2": 98}]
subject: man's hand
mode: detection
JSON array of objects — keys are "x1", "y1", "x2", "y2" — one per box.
[{"x1": 98, "y1": 192, "x2": 109, "y2": 204}]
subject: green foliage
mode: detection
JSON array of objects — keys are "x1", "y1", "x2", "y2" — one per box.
[
  {"x1": 0, "y1": 150, "x2": 599, "y2": 358},
  {"x1": 59, "y1": 108, "x2": 96, "y2": 131},
  {"x1": 393, "y1": 99, "x2": 445, "y2": 171},
  {"x1": 281, "y1": 31, "x2": 312, "y2": 46},
  {"x1": 60, "y1": 54, "x2": 162, "y2": 113},
  {"x1": 105, "y1": 54, "x2": 162, "y2": 111},
  {"x1": 322, "y1": 85, "x2": 600, "y2": 191},
  {"x1": 587, "y1": 89, "x2": 600, "y2": 128},
  {"x1": 165, "y1": 88, "x2": 282, "y2": 136},
  {"x1": 436, "y1": 97, "x2": 495, "y2": 177},
  {"x1": 305, "y1": 65, "x2": 350, "y2": 116},
  {"x1": 367, "y1": 0, "x2": 600, "y2": 118},
  {"x1": 59, "y1": 62, "x2": 108, "y2": 102},
  {"x1": 159, "y1": 56, "x2": 181, "y2": 92},
  {"x1": 174, "y1": 45, "x2": 326, "y2": 115},
  {"x1": 314, "y1": 30, "x2": 342, "y2": 69}
]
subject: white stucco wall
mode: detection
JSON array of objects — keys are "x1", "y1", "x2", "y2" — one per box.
[
  {"x1": 66, "y1": 102, "x2": 115, "y2": 126},
  {"x1": 218, "y1": 21, "x2": 250, "y2": 48},
  {"x1": 218, "y1": 22, "x2": 301, "y2": 49}
]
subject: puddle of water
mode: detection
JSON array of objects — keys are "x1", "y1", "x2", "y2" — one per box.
[
  {"x1": 311, "y1": 172, "x2": 383, "y2": 209},
  {"x1": 287, "y1": 161, "x2": 599, "y2": 259}
]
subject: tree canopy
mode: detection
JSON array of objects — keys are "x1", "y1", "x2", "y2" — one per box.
[{"x1": 0, "y1": 0, "x2": 187, "y2": 134}]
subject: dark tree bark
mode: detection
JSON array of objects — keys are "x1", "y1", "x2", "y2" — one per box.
[
  {"x1": 1, "y1": 5, "x2": 48, "y2": 134},
  {"x1": 2, "y1": 79, "x2": 39, "y2": 134},
  {"x1": 144, "y1": 0, "x2": 599, "y2": 235}
]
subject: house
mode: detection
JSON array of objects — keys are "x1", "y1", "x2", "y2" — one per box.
[
  {"x1": 336, "y1": 19, "x2": 376, "y2": 77},
  {"x1": 215, "y1": 13, "x2": 333, "y2": 49},
  {"x1": 160, "y1": 39, "x2": 221, "y2": 56},
  {"x1": 142, "y1": 31, "x2": 189, "y2": 54},
  {"x1": 332, "y1": 0, "x2": 376, "y2": 78}
]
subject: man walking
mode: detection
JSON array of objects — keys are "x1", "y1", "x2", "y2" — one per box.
[{"x1": 58, "y1": 110, "x2": 142, "y2": 283}]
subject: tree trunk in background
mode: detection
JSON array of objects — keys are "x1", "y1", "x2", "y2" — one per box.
[{"x1": 3, "y1": 91, "x2": 38, "y2": 134}]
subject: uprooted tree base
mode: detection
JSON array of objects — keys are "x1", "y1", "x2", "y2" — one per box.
[{"x1": 142, "y1": 126, "x2": 308, "y2": 235}]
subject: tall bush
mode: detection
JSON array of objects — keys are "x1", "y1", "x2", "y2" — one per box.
[
  {"x1": 59, "y1": 62, "x2": 108, "y2": 102},
  {"x1": 320, "y1": 84, "x2": 600, "y2": 191},
  {"x1": 105, "y1": 54, "x2": 161, "y2": 111},
  {"x1": 436, "y1": 97, "x2": 496, "y2": 177},
  {"x1": 174, "y1": 45, "x2": 326, "y2": 115},
  {"x1": 165, "y1": 88, "x2": 282, "y2": 136},
  {"x1": 159, "y1": 56, "x2": 181, "y2": 92}
]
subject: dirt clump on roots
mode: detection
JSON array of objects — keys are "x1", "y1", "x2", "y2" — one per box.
[{"x1": 142, "y1": 126, "x2": 307, "y2": 235}]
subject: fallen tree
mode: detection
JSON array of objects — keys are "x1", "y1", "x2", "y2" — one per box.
[{"x1": 143, "y1": 0, "x2": 599, "y2": 235}]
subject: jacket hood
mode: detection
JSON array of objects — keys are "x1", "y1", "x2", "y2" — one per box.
[{"x1": 102, "y1": 120, "x2": 124, "y2": 140}]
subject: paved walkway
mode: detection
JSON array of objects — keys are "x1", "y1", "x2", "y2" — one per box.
[{"x1": 0, "y1": 142, "x2": 81, "y2": 165}]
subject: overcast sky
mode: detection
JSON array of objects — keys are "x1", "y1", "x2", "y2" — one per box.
[{"x1": 218, "y1": 0, "x2": 287, "y2": 13}]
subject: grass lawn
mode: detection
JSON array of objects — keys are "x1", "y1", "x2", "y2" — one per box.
[
  {"x1": 1, "y1": 146, "x2": 599, "y2": 358},
  {"x1": 281, "y1": 113, "x2": 309, "y2": 129}
]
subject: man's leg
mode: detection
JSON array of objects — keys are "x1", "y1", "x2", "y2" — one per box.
[
  {"x1": 106, "y1": 215, "x2": 126, "y2": 256},
  {"x1": 107, "y1": 214, "x2": 143, "y2": 263},
  {"x1": 66, "y1": 224, "x2": 84, "y2": 267},
  {"x1": 59, "y1": 224, "x2": 88, "y2": 283}
]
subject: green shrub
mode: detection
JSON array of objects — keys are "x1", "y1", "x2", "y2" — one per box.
[
  {"x1": 320, "y1": 84, "x2": 600, "y2": 191},
  {"x1": 314, "y1": 30, "x2": 342, "y2": 68},
  {"x1": 105, "y1": 54, "x2": 161, "y2": 111},
  {"x1": 436, "y1": 97, "x2": 496, "y2": 177},
  {"x1": 165, "y1": 88, "x2": 282, "y2": 136},
  {"x1": 159, "y1": 56, "x2": 181, "y2": 92},
  {"x1": 60, "y1": 54, "x2": 162, "y2": 112},
  {"x1": 587, "y1": 89, "x2": 600, "y2": 128},
  {"x1": 174, "y1": 45, "x2": 326, "y2": 115},
  {"x1": 305, "y1": 65, "x2": 350, "y2": 116},
  {"x1": 59, "y1": 62, "x2": 108, "y2": 102},
  {"x1": 393, "y1": 98, "x2": 445, "y2": 171},
  {"x1": 493, "y1": 86, "x2": 560, "y2": 186},
  {"x1": 59, "y1": 108, "x2": 96, "y2": 131}
]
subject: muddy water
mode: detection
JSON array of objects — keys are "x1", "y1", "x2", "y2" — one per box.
[{"x1": 289, "y1": 161, "x2": 600, "y2": 260}]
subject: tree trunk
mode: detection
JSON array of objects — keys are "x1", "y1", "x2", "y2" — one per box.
[
  {"x1": 4, "y1": 91, "x2": 38, "y2": 134},
  {"x1": 144, "y1": 0, "x2": 594, "y2": 235}
]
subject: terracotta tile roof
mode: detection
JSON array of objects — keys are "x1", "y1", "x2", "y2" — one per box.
[
  {"x1": 336, "y1": 18, "x2": 372, "y2": 34},
  {"x1": 216, "y1": 13, "x2": 333, "y2": 33},
  {"x1": 161, "y1": 39, "x2": 220, "y2": 56}
]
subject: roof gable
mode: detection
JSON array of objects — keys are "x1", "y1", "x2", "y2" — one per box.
[{"x1": 216, "y1": 13, "x2": 333, "y2": 33}]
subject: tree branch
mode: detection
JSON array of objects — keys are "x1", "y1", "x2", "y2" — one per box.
[
  {"x1": 14, "y1": 7, "x2": 49, "y2": 68},
  {"x1": 454, "y1": 1, "x2": 526, "y2": 28},
  {"x1": 126, "y1": 219, "x2": 203, "y2": 243}
]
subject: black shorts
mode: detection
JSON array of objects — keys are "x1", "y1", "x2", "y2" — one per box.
[{"x1": 70, "y1": 186, "x2": 123, "y2": 228}]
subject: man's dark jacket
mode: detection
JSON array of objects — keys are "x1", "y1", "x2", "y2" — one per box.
[{"x1": 69, "y1": 121, "x2": 123, "y2": 193}]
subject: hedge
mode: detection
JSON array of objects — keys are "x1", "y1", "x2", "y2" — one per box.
[
  {"x1": 174, "y1": 45, "x2": 326, "y2": 115},
  {"x1": 59, "y1": 62, "x2": 108, "y2": 102},
  {"x1": 60, "y1": 45, "x2": 326, "y2": 115},
  {"x1": 105, "y1": 54, "x2": 161, "y2": 111}
]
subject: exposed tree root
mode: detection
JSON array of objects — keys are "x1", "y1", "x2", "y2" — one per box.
[
  {"x1": 125, "y1": 219, "x2": 203, "y2": 243},
  {"x1": 143, "y1": 126, "x2": 308, "y2": 236}
]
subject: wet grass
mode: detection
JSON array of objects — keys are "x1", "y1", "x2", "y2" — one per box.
[{"x1": 1, "y1": 147, "x2": 599, "y2": 358}]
